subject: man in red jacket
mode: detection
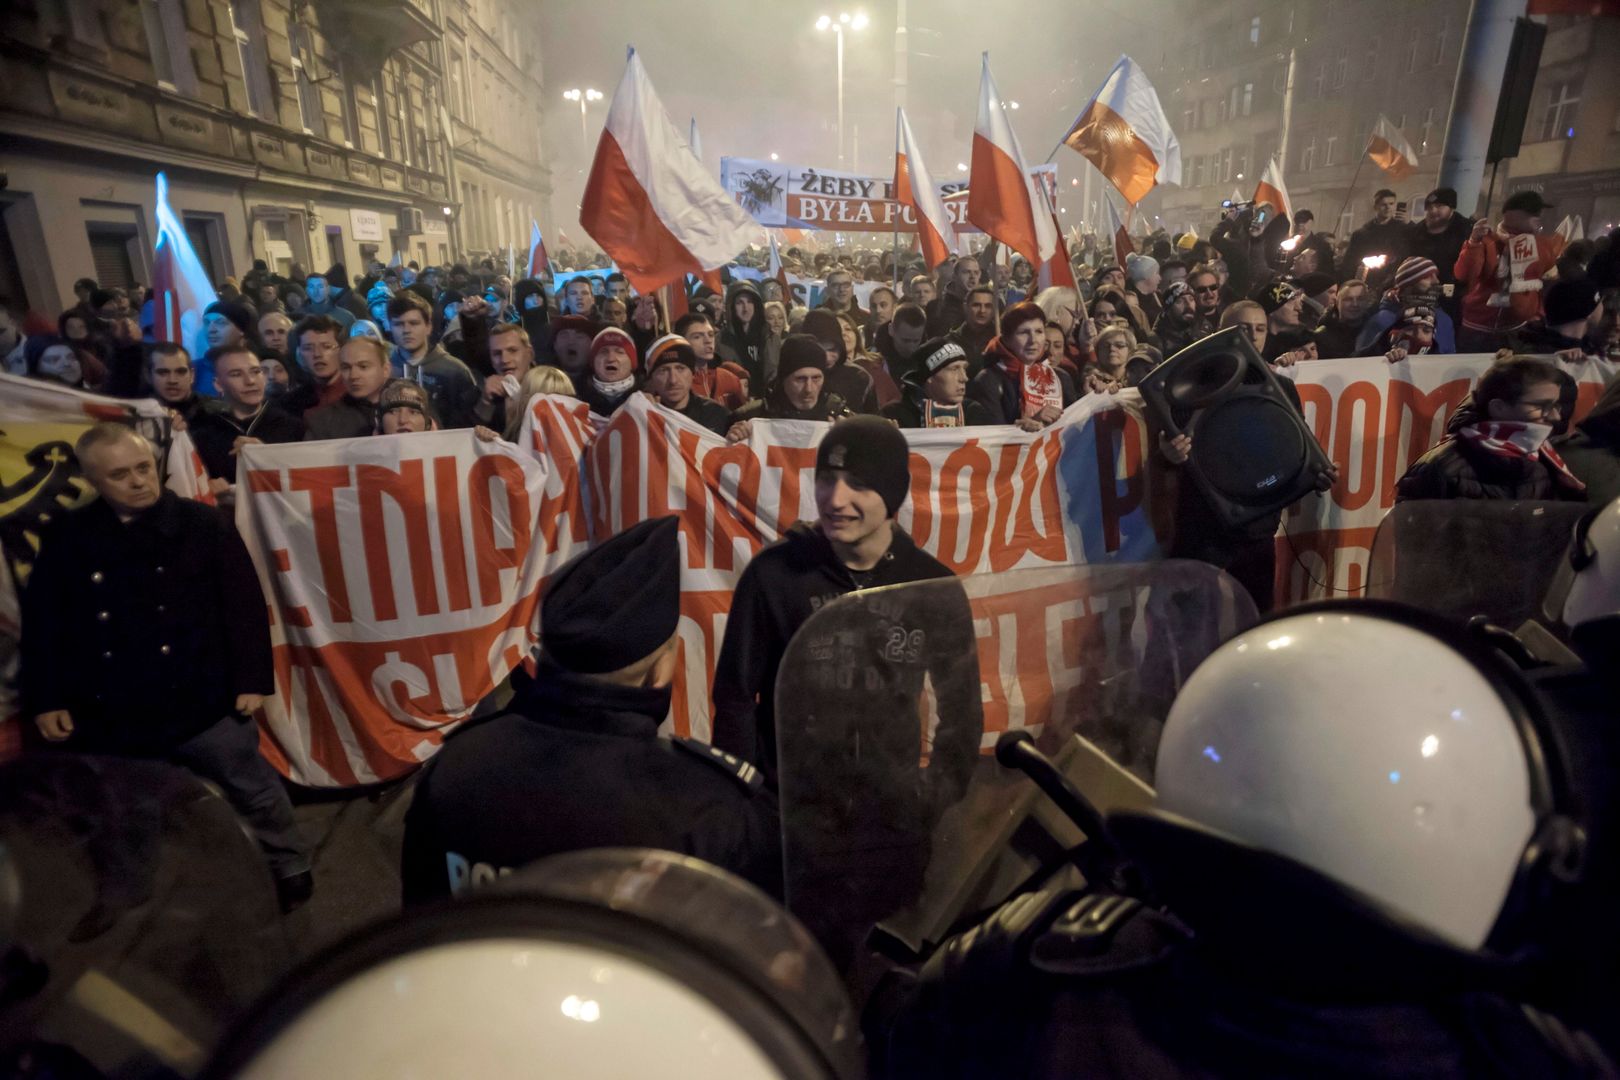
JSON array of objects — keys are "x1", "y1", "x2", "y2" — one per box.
[{"x1": 1454, "y1": 191, "x2": 1565, "y2": 354}]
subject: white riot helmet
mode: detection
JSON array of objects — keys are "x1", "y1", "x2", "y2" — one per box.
[
  {"x1": 1146, "y1": 601, "x2": 1582, "y2": 955},
  {"x1": 210, "y1": 851, "x2": 859, "y2": 1080},
  {"x1": 1552, "y1": 495, "x2": 1620, "y2": 631}
]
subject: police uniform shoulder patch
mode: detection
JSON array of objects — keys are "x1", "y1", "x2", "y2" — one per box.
[{"x1": 669, "y1": 736, "x2": 765, "y2": 793}]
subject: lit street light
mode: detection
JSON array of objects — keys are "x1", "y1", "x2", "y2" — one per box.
[
  {"x1": 770, "y1": 152, "x2": 779, "y2": 161},
  {"x1": 956, "y1": 162, "x2": 968, "y2": 172},
  {"x1": 815, "y1": 11, "x2": 866, "y2": 166},
  {"x1": 562, "y1": 87, "x2": 604, "y2": 156}
]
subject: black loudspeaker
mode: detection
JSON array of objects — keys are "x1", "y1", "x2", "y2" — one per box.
[
  {"x1": 1138, "y1": 327, "x2": 1332, "y2": 529},
  {"x1": 1487, "y1": 18, "x2": 1547, "y2": 165}
]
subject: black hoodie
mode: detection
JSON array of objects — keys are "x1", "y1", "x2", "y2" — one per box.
[
  {"x1": 716, "y1": 280, "x2": 768, "y2": 388},
  {"x1": 711, "y1": 523, "x2": 978, "y2": 789}
]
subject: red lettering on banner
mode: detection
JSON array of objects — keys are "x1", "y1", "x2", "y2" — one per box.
[
  {"x1": 1333, "y1": 381, "x2": 1382, "y2": 512},
  {"x1": 937, "y1": 440, "x2": 992, "y2": 573},
  {"x1": 356, "y1": 461, "x2": 437, "y2": 621},
  {"x1": 767, "y1": 445, "x2": 817, "y2": 532},
  {"x1": 1380, "y1": 379, "x2": 1470, "y2": 507},
  {"x1": 469, "y1": 455, "x2": 532, "y2": 607},
  {"x1": 531, "y1": 404, "x2": 591, "y2": 548},
  {"x1": 289, "y1": 466, "x2": 354, "y2": 623},
  {"x1": 907, "y1": 454, "x2": 934, "y2": 548},
  {"x1": 433, "y1": 456, "x2": 472, "y2": 612},
  {"x1": 271, "y1": 545, "x2": 309, "y2": 628},
  {"x1": 646, "y1": 417, "x2": 708, "y2": 567},
  {"x1": 590, "y1": 422, "x2": 643, "y2": 536},
  {"x1": 702, "y1": 442, "x2": 765, "y2": 571},
  {"x1": 1094, "y1": 411, "x2": 1145, "y2": 554}
]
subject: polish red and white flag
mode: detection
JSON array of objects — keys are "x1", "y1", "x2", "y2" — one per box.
[
  {"x1": 968, "y1": 53, "x2": 1057, "y2": 271},
  {"x1": 1367, "y1": 114, "x2": 1419, "y2": 180},
  {"x1": 1063, "y1": 55, "x2": 1182, "y2": 206},
  {"x1": 894, "y1": 106, "x2": 957, "y2": 270},
  {"x1": 527, "y1": 219, "x2": 552, "y2": 279},
  {"x1": 580, "y1": 50, "x2": 754, "y2": 294},
  {"x1": 1252, "y1": 155, "x2": 1292, "y2": 221}
]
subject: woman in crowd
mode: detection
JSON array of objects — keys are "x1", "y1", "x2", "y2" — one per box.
[
  {"x1": 966, "y1": 302, "x2": 1076, "y2": 429},
  {"x1": 627, "y1": 292, "x2": 669, "y2": 361},
  {"x1": 496, "y1": 365, "x2": 577, "y2": 443},
  {"x1": 1085, "y1": 326, "x2": 1153, "y2": 393},
  {"x1": 1034, "y1": 285, "x2": 1092, "y2": 372},
  {"x1": 23, "y1": 335, "x2": 101, "y2": 390}
]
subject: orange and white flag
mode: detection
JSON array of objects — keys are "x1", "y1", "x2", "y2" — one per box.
[
  {"x1": 1252, "y1": 155, "x2": 1292, "y2": 221},
  {"x1": 579, "y1": 50, "x2": 755, "y2": 294},
  {"x1": 1063, "y1": 55, "x2": 1182, "y2": 206},
  {"x1": 968, "y1": 53, "x2": 1057, "y2": 270},
  {"x1": 1367, "y1": 114, "x2": 1418, "y2": 180},
  {"x1": 894, "y1": 107, "x2": 957, "y2": 271}
]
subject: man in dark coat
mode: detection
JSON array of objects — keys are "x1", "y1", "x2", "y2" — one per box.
[
  {"x1": 711, "y1": 416, "x2": 981, "y2": 787},
  {"x1": 304, "y1": 337, "x2": 391, "y2": 440},
  {"x1": 1344, "y1": 189, "x2": 1410, "y2": 289},
  {"x1": 1404, "y1": 187, "x2": 1474, "y2": 328},
  {"x1": 1397, "y1": 356, "x2": 1588, "y2": 503},
  {"x1": 20, "y1": 423, "x2": 311, "y2": 910},
  {"x1": 643, "y1": 335, "x2": 732, "y2": 435},
  {"x1": 801, "y1": 309, "x2": 878, "y2": 415},
  {"x1": 189, "y1": 344, "x2": 304, "y2": 484},
  {"x1": 726, "y1": 335, "x2": 853, "y2": 442},
  {"x1": 400, "y1": 517, "x2": 779, "y2": 904},
  {"x1": 885, "y1": 336, "x2": 993, "y2": 429}
]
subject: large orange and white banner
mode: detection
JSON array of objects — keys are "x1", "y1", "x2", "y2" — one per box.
[
  {"x1": 1277, "y1": 353, "x2": 1616, "y2": 603},
  {"x1": 218, "y1": 353, "x2": 1612, "y2": 787},
  {"x1": 237, "y1": 391, "x2": 1156, "y2": 785}
]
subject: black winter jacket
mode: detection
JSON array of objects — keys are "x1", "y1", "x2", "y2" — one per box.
[
  {"x1": 191, "y1": 405, "x2": 305, "y2": 479},
  {"x1": 401, "y1": 658, "x2": 781, "y2": 904},
  {"x1": 1396, "y1": 439, "x2": 1585, "y2": 503},
  {"x1": 19, "y1": 492, "x2": 271, "y2": 753}
]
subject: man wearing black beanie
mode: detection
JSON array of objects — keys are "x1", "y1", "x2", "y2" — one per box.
[
  {"x1": 712, "y1": 416, "x2": 982, "y2": 789},
  {"x1": 401, "y1": 516, "x2": 779, "y2": 904}
]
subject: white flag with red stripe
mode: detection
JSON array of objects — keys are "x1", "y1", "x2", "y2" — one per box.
[
  {"x1": 1368, "y1": 114, "x2": 1419, "y2": 180},
  {"x1": 527, "y1": 219, "x2": 552, "y2": 278},
  {"x1": 1063, "y1": 55, "x2": 1182, "y2": 206},
  {"x1": 580, "y1": 50, "x2": 756, "y2": 294},
  {"x1": 150, "y1": 171, "x2": 216, "y2": 374},
  {"x1": 1105, "y1": 195, "x2": 1135, "y2": 268},
  {"x1": 767, "y1": 232, "x2": 791, "y2": 298},
  {"x1": 968, "y1": 54, "x2": 1057, "y2": 271},
  {"x1": 1252, "y1": 155, "x2": 1292, "y2": 221},
  {"x1": 894, "y1": 107, "x2": 957, "y2": 270}
]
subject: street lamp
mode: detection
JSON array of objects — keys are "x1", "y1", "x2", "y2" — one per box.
[
  {"x1": 769, "y1": 152, "x2": 779, "y2": 161},
  {"x1": 815, "y1": 11, "x2": 866, "y2": 166},
  {"x1": 562, "y1": 87, "x2": 604, "y2": 156}
]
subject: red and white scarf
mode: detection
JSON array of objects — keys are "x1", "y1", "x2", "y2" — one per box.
[
  {"x1": 1453, "y1": 420, "x2": 1585, "y2": 492},
  {"x1": 1488, "y1": 232, "x2": 1543, "y2": 309}
]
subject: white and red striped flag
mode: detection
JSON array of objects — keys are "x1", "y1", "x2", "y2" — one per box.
[
  {"x1": 527, "y1": 219, "x2": 552, "y2": 278},
  {"x1": 580, "y1": 49, "x2": 756, "y2": 295},
  {"x1": 1368, "y1": 114, "x2": 1419, "y2": 180},
  {"x1": 767, "y1": 232, "x2": 791, "y2": 298},
  {"x1": 150, "y1": 170, "x2": 217, "y2": 382},
  {"x1": 1105, "y1": 195, "x2": 1135, "y2": 268},
  {"x1": 1063, "y1": 55, "x2": 1182, "y2": 206},
  {"x1": 968, "y1": 53, "x2": 1058, "y2": 271},
  {"x1": 893, "y1": 106, "x2": 957, "y2": 271},
  {"x1": 1252, "y1": 155, "x2": 1292, "y2": 221}
]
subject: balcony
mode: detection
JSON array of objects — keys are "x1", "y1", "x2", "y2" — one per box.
[{"x1": 311, "y1": 0, "x2": 440, "y2": 81}]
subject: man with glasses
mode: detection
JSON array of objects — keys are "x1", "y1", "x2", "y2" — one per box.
[
  {"x1": 191, "y1": 344, "x2": 304, "y2": 497},
  {"x1": 283, "y1": 315, "x2": 346, "y2": 417},
  {"x1": 1397, "y1": 356, "x2": 1586, "y2": 503}
]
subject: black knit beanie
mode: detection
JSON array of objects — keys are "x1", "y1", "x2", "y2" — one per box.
[{"x1": 816, "y1": 415, "x2": 912, "y2": 517}]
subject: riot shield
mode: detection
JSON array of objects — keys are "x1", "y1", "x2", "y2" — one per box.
[
  {"x1": 1366, "y1": 500, "x2": 1587, "y2": 628},
  {"x1": 774, "y1": 560, "x2": 1256, "y2": 972}
]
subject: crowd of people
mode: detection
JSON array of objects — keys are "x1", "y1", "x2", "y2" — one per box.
[{"x1": 4, "y1": 181, "x2": 1620, "y2": 1073}]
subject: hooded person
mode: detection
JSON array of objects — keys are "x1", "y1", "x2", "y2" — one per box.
[
  {"x1": 965, "y1": 301, "x2": 1077, "y2": 430},
  {"x1": 884, "y1": 336, "x2": 993, "y2": 429},
  {"x1": 580, "y1": 326, "x2": 641, "y2": 417},
  {"x1": 800, "y1": 309, "x2": 878, "y2": 415},
  {"x1": 726, "y1": 334, "x2": 853, "y2": 443},
  {"x1": 401, "y1": 516, "x2": 781, "y2": 905},
  {"x1": 1356, "y1": 256, "x2": 1457, "y2": 356},
  {"x1": 643, "y1": 335, "x2": 732, "y2": 435},
  {"x1": 1125, "y1": 254, "x2": 1165, "y2": 327},
  {"x1": 434, "y1": 289, "x2": 468, "y2": 360},
  {"x1": 512, "y1": 278, "x2": 551, "y2": 354},
  {"x1": 715, "y1": 279, "x2": 769, "y2": 390},
  {"x1": 366, "y1": 280, "x2": 394, "y2": 330},
  {"x1": 711, "y1": 415, "x2": 982, "y2": 793},
  {"x1": 547, "y1": 313, "x2": 599, "y2": 392}
]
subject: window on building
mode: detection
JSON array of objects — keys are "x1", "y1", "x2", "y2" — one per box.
[
  {"x1": 86, "y1": 224, "x2": 140, "y2": 289},
  {"x1": 1228, "y1": 85, "x2": 1240, "y2": 118},
  {"x1": 448, "y1": 52, "x2": 467, "y2": 120},
  {"x1": 338, "y1": 60, "x2": 361, "y2": 148},
  {"x1": 1192, "y1": 155, "x2": 1205, "y2": 188},
  {"x1": 1312, "y1": 64, "x2": 1326, "y2": 99},
  {"x1": 1333, "y1": 49, "x2": 1347, "y2": 89},
  {"x1": 1234, "y1": 149, "x2": 1248, "y2": 180},
  {"x1": 1363, "y1": 38, "x2": 1380, "y2": 80},
  {"x1": 1541, "y1": 79, "x2": 1581, "y2": 141},
  {"x1": 289, "y1": 20, "x2": 323, "y2": 136},
  {"x1": 1433, "y1": 19, "x2": 1449, "y2": 65},
  {"x1": 140, "y1": 0, "x2": 196, "y2": 94},
  {"x1": 1221, "y1": 148, "x2": 1233, "y2": 182},
  {"x1": 1404, "y1": 37, "x2": 1420, "y2": 74},
  {"x1": 183, "y1": 216, "x2": 223, "y2": 283},
  {"x1": 1217, "y1": 97, "x2": 1228, "y2": 124},
  {"x1": 228, "y1": 0, "x2": 272, "y2": 119},
  {"x1": 1249, "y1": 15, "x2": 1261, "y2": 45},
  {"x1": 1183, "y1": 106, "x2": 1196, "y2": 132},
  {"x1": 1242, "y1": 82, "x2": 1254, "y2": 116},
  {"x1": 1300, "y1": 135, "x2": 1317, "y2": 173},
  {"x1": 1325, "y1": 134, "x2": 1339, "y2": 165}
]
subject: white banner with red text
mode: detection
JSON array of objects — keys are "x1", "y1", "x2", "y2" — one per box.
[
  {"x1": 1276, "y1": 353, "x2": 1616, "y2": 604},
  {"x1": 238, "y1": 391, "x2": 1158, "y2": 785}
]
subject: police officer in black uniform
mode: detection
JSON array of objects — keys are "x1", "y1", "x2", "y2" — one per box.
[{"x1": 401, "y1": 516, "x2": 780, "y2": 905}]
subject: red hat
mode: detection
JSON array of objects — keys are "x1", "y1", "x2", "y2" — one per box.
[
  {"x1": 552, "y1": 314, "x2": 597, "y2": 338},
  {"x1": 589, "y1": 325, "x2": 638, "y2": 369}
]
